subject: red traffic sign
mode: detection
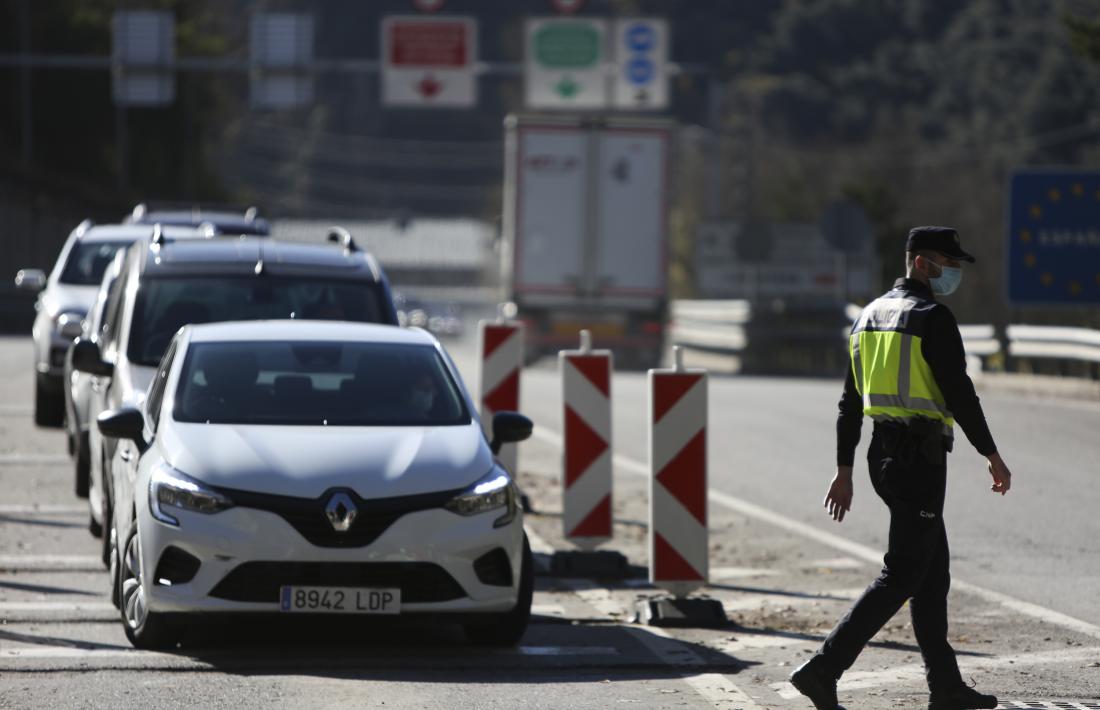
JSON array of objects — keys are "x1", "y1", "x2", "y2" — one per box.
[
  {"x1": 413, "y1": 0, "x2": 446, "y2": 13},
  {"x1": 550, "y1": 0, "x2": 586, "y2": 14},
  {"x1": 381, "y1": 16, "x2": 477, "y2": 107}
]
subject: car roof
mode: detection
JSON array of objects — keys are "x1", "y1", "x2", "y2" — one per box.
[
  {"x1": 78, "y1": 224, "x2": 203, "y2": 244},
  {"x1": 184, "y1": 320, "x2": 434, "y2": 346},
  {"x1": 136, "y1": 237, "x2": 384, "y2": 282},
  {"x1": 134, "y1": 211, "x2": 270, "y2": 235}
]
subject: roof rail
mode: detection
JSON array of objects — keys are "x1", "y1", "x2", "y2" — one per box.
[
  {"x1": 327, "y1": 226, "x2": 360, "y2": 253},
  {"x1": 74, "y1": 219, "x2": 95, "y2": 238},
  {"x1": 151, "y1": 223, "x2": 166, "y2": 246},
  {"x1": 245, "y1": 206, "x2": 260, "y2": 222},
  {"x1": 131, "y1": 203, "x2": 147, "y2": 221}
]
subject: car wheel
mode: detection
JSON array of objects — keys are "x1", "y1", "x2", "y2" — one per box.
[
  {"x1": 34, "y1": 374, "x2": 64, "y2": 428},
  {"x1": 74, "y1": 432, "x2": 90, "y2": 499},
  {"x1": 100, "y1": 485, "x2": 112, "y2": 566},
  {"x1": 464, "y1": 535, "x2": 534, "y2": 647},
  {"x1": 108, "y1": 517, "x2": 121, "y2": 609},
  {"x1": 118, "y1": 523, "x2": 180, "y2": 650}
]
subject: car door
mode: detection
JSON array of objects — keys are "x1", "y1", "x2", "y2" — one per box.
[{"x1": 88, "y1": 261, "x2": 131, "y2": 513}]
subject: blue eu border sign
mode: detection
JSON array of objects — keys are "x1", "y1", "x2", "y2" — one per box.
[{"x1": 1007, "y1": 169, "x2": 1100, "y2": 305}]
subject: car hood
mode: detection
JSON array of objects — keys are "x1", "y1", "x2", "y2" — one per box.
[
  {"x1": 161, "y1": 420, "x2": 493, "y2": 499},
  {"x1": 42, "y1": 284, "x2": 98, "y2": 318}
]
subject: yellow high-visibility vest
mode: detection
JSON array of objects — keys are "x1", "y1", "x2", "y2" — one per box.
[{"x1": 849, "y1": 288, "x2": 955, "y2": 438}]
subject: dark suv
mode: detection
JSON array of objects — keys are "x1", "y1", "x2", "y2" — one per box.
[{"x1": 71, "y1": 228, "x2": 398, "y2": 555}]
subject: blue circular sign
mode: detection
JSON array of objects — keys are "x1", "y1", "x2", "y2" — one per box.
[
  {"x1": 626, "y1": 23, "x2": 655, "y2": 52},
  {"x1": 626, "y1": 57, "x2": 654, "y2": 85}
]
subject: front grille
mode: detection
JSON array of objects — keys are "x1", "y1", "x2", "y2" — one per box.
[
  {"x1": 212, "y1": 485, "x2": 463, "y2": 548},
  {"x1": 154, "y1": 546, "x2": 201, "y2": 585},
  {"x1": 473, "y1": 548, "x2": 512, "y2": 587},
  {"x1": 208, "y1": 561, "x2": 466, "y2": 603}
]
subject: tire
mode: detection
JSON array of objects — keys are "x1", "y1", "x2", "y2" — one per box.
[
  {"x1": 74, "y1": 432, "x2": 90, "y2": 499},
  {"x1": 100, "y1": 481, "x2": 113, "y2": 566},
  {"x1": 108, "y1": 516, "x2": 121, "y2": 609},
  {"x1": 88, "y1": 509, "x2": 102, "y2": 538},
  {"x1": 118, "y1": 523, "x2": 180, "y2": 650},
  {"x1": 34, "y1": 374, "x2": 64, "y2": 428},
  {"x1": 464, "y1": 535, "x2": 534, "y2": 647}
]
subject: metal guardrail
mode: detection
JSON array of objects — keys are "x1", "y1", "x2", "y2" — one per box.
[{"x1": 669, "y1": 299, "x2": 1100, "y2": 372}]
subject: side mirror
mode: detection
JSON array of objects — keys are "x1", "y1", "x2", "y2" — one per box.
[
  {"x1": 71, "y1": 338, "x2": 113, "y2": 377},
  {"x1": 97, "y1": 407, "x2": 147, "y2": 449},
  {"x1": 14, "y1": 269, "x2": 46, "y2": 292},
  {"x1": 490, "y1": 411, "x2": 533, "y2": 455}
]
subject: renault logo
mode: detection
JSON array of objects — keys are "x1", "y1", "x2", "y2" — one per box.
[{"x1": 324, "y1": 492, "x2": 357, "y2": 533}]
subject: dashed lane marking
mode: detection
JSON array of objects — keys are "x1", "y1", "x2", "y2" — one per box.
[
  {"x1": 770, "y1": 645, "x2": 1100, "y2": 699},
  {"x1": 709, "y1": 566, "x2": 782, "y2": 579},
  {"x1": 529, "y1": 428, "x2": 1100, "y2": 643},
  {"x1": 0, "y1": 555, "x2": 103, "y2": 571}
]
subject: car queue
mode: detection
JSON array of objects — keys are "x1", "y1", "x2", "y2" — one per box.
[{"x1": 14, "y1": 213, "x2": 535, "y2": 650}]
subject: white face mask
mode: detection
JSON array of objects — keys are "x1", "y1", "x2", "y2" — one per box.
[{"x1": 928, "y1": 260, "x2": 963, "y2": 296}]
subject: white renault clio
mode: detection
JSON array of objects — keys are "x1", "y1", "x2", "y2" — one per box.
[{"x1": 97, "y1": 320, "x2": 533, "y2": 649}]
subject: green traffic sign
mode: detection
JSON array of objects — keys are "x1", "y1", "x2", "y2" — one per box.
[
  {"x1": 555, "y1": 76, "x2": 580, "y2": 98},
  {"x1": 535, "y1": 23, "x2": 600, "y2": 68}
]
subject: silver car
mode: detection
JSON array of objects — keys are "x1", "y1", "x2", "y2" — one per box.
[{"x1": 15, "y1": 221, "x2": 200, "y2": 427}]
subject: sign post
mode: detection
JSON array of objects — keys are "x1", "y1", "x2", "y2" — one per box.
[{"x1": 382, "y1": 16, "x2": 477, "y2": 108}]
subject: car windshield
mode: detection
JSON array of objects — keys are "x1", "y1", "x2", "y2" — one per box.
[
  {"x1": 128, "y1": 277, "x2": 387, "y2": 366},
  {"x1": 58, "y1": 241, "x2": 130, "y2": 285},
  {"x1": 173, "y1": 341, "x2": 470, "y2": 426}
]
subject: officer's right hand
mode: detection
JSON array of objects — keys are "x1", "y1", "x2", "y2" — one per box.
[
  {"x1": 825, "y1": 466, "x2": 854, "y2": 522},
  {"x1": 987, "y1": 452, "x2": 1012, "y2": 495}
]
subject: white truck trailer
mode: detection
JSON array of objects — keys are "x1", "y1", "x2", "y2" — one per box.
[{"x1": 501, "y1": 114, "x2": 672, "y2": 367}]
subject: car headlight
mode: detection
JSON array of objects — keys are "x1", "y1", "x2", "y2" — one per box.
[
  {"x1": 444, "y1": 468, "x2": 518, "y2": 528},
  {"x1": 54, "y1": 310, "x2": 86, "y2": 340},
  {"x1": 149, "y1": 465, "x2": 234, "y2": 526}
]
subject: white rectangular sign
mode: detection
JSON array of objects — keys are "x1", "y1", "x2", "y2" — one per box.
[
  {"x1": 382, "y1": 16, "x2": 477, "y2": 108},
  {"x1": 611, "y1": 18, "x2": 668, "y2": 110},
  {"x1": 525, "y1": 18, "x2": 608, "y2": 109}
]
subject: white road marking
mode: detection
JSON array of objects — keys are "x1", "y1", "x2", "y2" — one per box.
[
  {"x1": 562, "y1": 579, "x2": 764, "y2": 709},
  {"x1": 0, "y1": 602, "x2": 113, "y2": 612},
  {"x1": 0, "y1": 644, "x2": 620, "y2": 660},
  {"x1": 0, "y1": 555, "x2": 102, "y2": 571},
  {"x1": 709, "y1": 566, "x2": 781, "y2": 579},
  {"x1": 800, "y1": 556, "x2": 866, "y2": 570},
  {"x1": 530, "y1": 604, "x2": 566, "y2": 616},
  {"x1": 529, "y1": 427, "x2": 1100, "y2": 643},
  {"x1": 771, "y1": 645, "x2": 1100, "y2": 699},
  {"x1": 0, "y1": 453, "x2": 69, "y2": 465},
  {"x1": 0, "y1": 504, "x2": 86, "y2": 515},
  {"x1": 523, "y1": 526, "x2": 555, "y2": 556}
]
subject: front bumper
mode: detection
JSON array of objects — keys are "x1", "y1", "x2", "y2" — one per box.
[{"x1": 139, "y1": 502, "x2": 525, "y2": 616}]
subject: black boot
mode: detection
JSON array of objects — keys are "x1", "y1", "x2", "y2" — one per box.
[
  {"x1": 927, "y1": 685, "x2": 997, "y2": 710},
  {"x1": 789, "y1": 656, "x2": 845, "y2": 710}
]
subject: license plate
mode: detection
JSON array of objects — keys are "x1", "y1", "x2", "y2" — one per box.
[{"x1": 279, "y1": 586, "x2": 401, "y2": 614}]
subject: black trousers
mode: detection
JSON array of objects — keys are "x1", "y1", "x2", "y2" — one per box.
[{"x1": 817, "y1": 428, "x2": 964, "y2": 693}]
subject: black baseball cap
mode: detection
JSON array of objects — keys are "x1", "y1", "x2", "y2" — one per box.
[{"x1": 905, "y1": 226, "x2": 975, "y2": 263}]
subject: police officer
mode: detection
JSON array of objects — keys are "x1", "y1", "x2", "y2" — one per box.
[{"x1": 789, "y1": 226, "x2": 1013, "y2": 710}]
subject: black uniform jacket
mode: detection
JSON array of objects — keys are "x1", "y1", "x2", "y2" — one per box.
[{"x1": 837, "y1": 278, "x2": 998, "y2": 466}]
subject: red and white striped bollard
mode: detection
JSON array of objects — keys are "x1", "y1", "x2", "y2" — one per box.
[
  {"x1": 477, "y1": 319, "x2": 524, "y2": 474},
  {"x1": 560, "y1": 330, "x2": 613, "y2": 549},
  {"x1": 648, "y1": 346, "x2": 708, "y2": 598}
]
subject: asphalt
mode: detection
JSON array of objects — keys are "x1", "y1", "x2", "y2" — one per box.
[{"x1": 2, "y1": 334, "x2": 1099, "y2": 710}]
